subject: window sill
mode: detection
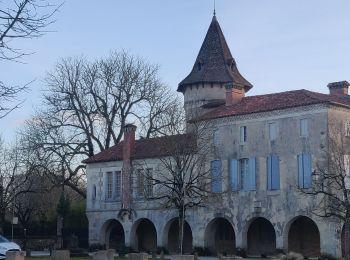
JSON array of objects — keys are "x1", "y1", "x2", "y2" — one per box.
[
  {"x1": 239, "y1": 190, "x2": 256, "y2": 193},
  {"x1": 104, "y1": 199, "x2": 121, "y2": 203},
  {"x1": 266, "y1": 190, "x2": 280, "y2": 196}
]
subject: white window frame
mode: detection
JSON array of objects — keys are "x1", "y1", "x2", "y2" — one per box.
[
  {"x1": 137, "y1": 168, "x2": 153, "y2": 198},
  {"x1": 213, "y1": 129, "x2": 220, "y2": 147},
  {"x1": 345, "y1": 121, "x2": 350, "y2": 137},
  {"x1": 300, "y1": 118, "x2": 308, "y2": 137},
  {"x1": 106, "y1": 171, "x2": 113, "y2": 200},
  {"x1": 268, "y1": 122, "x2": 277, "y2": 141},
  {"x1": 345, "y1": 155, "x2": 350, "y2": 189},
  {"x1": 240, "y1": 126, "x2": 247, "y2": 143},
  {"x1": 145, "y1": 168, "x2": 153, "y2": 198},
  {"x1": 114, "y1": 171, "x2": 121, "y2": 199},
  {"x1": 239, "y1": 158, "x2": 249, "y2": 189}
]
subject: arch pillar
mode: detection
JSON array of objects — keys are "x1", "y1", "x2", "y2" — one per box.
[
  {"x1": 276, "y1": 233, "x2": 284, "y2": 251},
  {"x1": 235, "y1": 229, "x2": 243, "y2": 249},
  {"x1": 319, "y1": 221, "x2": 340, "y2": 256}
]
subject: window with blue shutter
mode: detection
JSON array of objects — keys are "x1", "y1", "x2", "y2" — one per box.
[
  {"x1": 267, "y1": 154, "x2": 280, "y2": 190},
  {"x1": 211, "y1": 160, "x2": 222, "y2": 193},
  {"x1": 297, "y1": 153, "x2": 312, "y2": 188},
  {"x1": 240, "y1": 158, "x2": 256, "y2": 191},
  {"x1": 230, "y1": 159, "x2": 239, "y2": 191}
]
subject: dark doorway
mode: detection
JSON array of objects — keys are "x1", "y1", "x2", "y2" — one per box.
[
  {"x1": 106, "y1": 220, "x2": 125, "y2": 251},
  {"x1": 167, "y1": 219, "x2": 193, "y2": 254},
  {"x1": 135, "y1": 219, "x2": 157, "y2": 252},
  {"x1": 288, "y1": 216, "x2": 320, "y2": 257},
  {"x1": 247, "y1": 217, "x2": 276, "y2": 256},
  {"x1": 205, "y1": 218, "x2": 235, "y2": 255}
]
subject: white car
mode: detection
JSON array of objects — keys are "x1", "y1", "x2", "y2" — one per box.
[{"x1": 0, "y1": 235, "x2": 21, "y2": 259}]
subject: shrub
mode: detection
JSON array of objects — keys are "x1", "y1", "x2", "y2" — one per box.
[
  {"x1": 88, "y1": 243, "x2": 106, "y2": 252},
  {"x1": 235, "y1": 248, "x2": 247, "y2": 258},
  {"x1": 318, "y1": 253, "x2": 338, "y2": 260},
  {"x1": 279, "y1": 252, "x2": 304, "y2": 260}
]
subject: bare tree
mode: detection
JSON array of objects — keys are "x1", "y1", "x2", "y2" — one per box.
[
  {"x1": 0, "y1": 136, "x2": 40, "y2": 232},
  {"x1": 0, "y1": 0, "x2": 60, "y2": 61},
  {"x1": 0, "y1": 82, "x2": 27, "y2": 119},
  {"x1": 0, "y1": 0, "x2": 61, "y2": 118},
  {"x1": 139, "y1": 122, "x2": 214, "y2": 254},
  {"x1": 300, "y1": 126, "x2": 350, "y2": 258},
  {"x1": 21, "y1": 51, "x2": 184, "y2": 198}
]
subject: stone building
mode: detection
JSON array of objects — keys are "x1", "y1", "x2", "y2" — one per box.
[{"x1": 84, "y1": 14, "x2": 350, "y2": 257}]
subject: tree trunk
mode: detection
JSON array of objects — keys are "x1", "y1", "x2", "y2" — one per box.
[{"x1": 178, "y1": 208, "x2": 185, "y2": 255}]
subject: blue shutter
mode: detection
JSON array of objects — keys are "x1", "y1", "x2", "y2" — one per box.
[
  {"x1": 271, "y1": 154, "x2": 280, "y2": 190},
  {"x1": 298, "y1": 154, "x2": 304, "y2": 188},
  {"x1": 230, "y1": 159, "x2": 238, "y2": 191},
  {"x1": 303, "y1": 153, "x2": 312, "y2": 188},
  {"x1": 267, "y1": 156, "x2": 272, "y2": 190},
  {"x1": 211, "y1": 160, "x2": 222, "y2": 193},
  {"x1": 248, "y1": 157, "x2": 256, "y2": 191}
]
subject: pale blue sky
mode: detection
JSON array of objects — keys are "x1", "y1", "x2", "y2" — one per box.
[{"x1": 1, "y1": 0, "x2": 350, "y2": 141}]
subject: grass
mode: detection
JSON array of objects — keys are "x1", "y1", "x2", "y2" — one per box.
[
  {"x1": 25, "y1": 257, "x2": 125, "y2": 260},
  {"x1": 26, "y1": 258, "x2": 92, "y2": 260}
]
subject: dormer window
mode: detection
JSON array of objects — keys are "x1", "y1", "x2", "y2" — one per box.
[
  {"x1": 227, "y1": 58, "x2": 236, "y2": 71},
  {"x1": 197, "y1": 60, "x2": 203, "y2": 71}
]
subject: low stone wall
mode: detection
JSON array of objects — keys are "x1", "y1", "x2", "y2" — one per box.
[
  {"x1": 6, "y1": 251, "x2": 25, "y2": 260},
  {"x1": 171, "y1": 255, "x2": 194, "y2": 260},
  {"x1": 92, "y1": 249, "x2": 116, "y2": 260},
  {"x1": 51, "y1": 250, "x2": 70, "y2": 260},
  {"x1": 129, "y1": 252, "x2": 149, "y2": 260}
]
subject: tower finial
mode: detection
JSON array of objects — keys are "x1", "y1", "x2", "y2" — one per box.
[{"x1": 213, "y1": 0, "x2": 216, "y2": 16}]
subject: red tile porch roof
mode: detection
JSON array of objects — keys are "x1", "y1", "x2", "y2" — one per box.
[{"x1": 83, "y1": 133, "x2": 194, "y2": 164}]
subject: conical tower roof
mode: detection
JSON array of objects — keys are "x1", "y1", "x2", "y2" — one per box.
[{"x1": 178, "y1": 15, "x2": 253, "y2": 92}]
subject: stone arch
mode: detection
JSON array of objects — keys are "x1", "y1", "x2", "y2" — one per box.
[
  {"x1": 204, "y1": 217, "x2": 236, "y2": 255},
  {"x1": 131, "y1": 218, "x2": 157, "y2": 252},
  {"x1": 246, "y1": 217, "x2": 276, "y2": 256},
  {"x1": 100, "y1": 219, "x2": 125, "y2": 250},
  {"x1": 286, "y1": 216, "x2": 320, "y2": 257},
  {"x1": 163, "y1": 218, "x2": 193, "y2": 254}
]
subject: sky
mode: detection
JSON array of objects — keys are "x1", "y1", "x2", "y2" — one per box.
[{"x1": 1, "y1": 0, "x2": 350, "y2": 142}]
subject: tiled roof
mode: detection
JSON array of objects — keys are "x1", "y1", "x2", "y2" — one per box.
[
  {"x1": 197, "y1": 89, "x2": 350, "y2": 121},
  {"x1": 178, "y1": 15, "x2": 253, "y2": 92},
  {"x1": 83, "y1": 134, "x2": 195, "y2": 164}
]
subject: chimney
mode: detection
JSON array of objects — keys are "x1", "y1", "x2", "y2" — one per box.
[
  {"x1": 122, "y1": 124, "x2": 137, "y2": 210},
  {"x1": 225, "y1": 83, "x2": 245, "y2": 106},
  {"x1": 328, "y1": 81, "x2": 349, "y2": 96}
]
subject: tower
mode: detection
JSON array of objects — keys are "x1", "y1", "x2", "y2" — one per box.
[{"x1": 178, "y1": 14, "x2": 253, "y2": 122}]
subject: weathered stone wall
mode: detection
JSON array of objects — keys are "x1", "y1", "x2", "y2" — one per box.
[{"x1": 86, "y1": 104, "x2": 349, "y2": 257}]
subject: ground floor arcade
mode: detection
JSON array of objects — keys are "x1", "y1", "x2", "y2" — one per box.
[{"x1": 87, "y1": 209, "x2": 345, "y2": 257}]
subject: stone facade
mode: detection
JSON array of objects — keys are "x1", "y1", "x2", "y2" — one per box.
[{"x1": 85, "y1": 14, "x2": 350, "y2": 258}]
